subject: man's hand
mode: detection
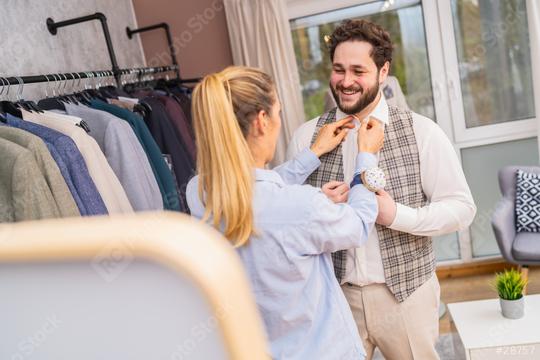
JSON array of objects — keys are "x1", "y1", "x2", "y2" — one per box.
[
  {"x1": 310, "y1": 117, "x2": 355, "y2": 157},
  {"x1": 376, "y1": 189, "x2": 397, "y2": 226},
  {"x1": 322, "y1": 181, "x2": 350, "y2": 203}
]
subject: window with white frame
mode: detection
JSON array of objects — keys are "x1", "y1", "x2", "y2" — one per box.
[
  {"x1": 290, "y1": 0, "x2": 435, "y2": 121},
  {"x1": 288, "y1": 0, "x2": 540, "y2": 264}
]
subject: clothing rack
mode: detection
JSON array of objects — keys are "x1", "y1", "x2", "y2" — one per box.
[
  {"x1": 0, "y1": 12, "x2": 201, "y2": 90},
  {"x1": 0, "y1": 65, "x2": 179, "y2": 87},
  {"x1": 126, "y1": 23, "x2": 181, "y2": 81},
  {"x1": 44, "y1": 12, "x2": 200, "y2": 85},
  {"x1": 46, "y1": 13, "x2": 120, "y2": 83}
]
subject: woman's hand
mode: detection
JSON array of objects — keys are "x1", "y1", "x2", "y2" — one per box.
[
  {"x1": 310, "y1": 117, "x2": 355, "y2": 157},
  {"x1": 322, "y1": 181, "x2": 350, "y2": 203},
  {"x1": 358, "y1": 117, "x2": 384, "y2": 154}
]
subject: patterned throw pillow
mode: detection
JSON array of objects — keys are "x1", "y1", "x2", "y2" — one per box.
[{"x1": 516, "y1": 169, "x2": 540, "y2": 232}]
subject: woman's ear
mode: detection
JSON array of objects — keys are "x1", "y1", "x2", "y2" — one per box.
[{"x1": 251, "y1": 110, "x2": 268, "y2": 137}]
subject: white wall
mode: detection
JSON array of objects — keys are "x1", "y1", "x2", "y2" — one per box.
[
  {"x1": 0, "y1": 0, "x2": 145, "y2": 100},
  {"x1": 286, "y1": 0, "x2": 374, "y2": 19}
]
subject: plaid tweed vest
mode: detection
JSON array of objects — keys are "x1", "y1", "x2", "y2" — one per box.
[{"x1": 305, "y1": 106, "x2": 435, "y2": 302}]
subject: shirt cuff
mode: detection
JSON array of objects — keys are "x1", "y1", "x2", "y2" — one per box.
[
  {"x1": 388, "y1": 203, "x2": 417, "y2": 232},
  {"x1": 298, "y1": 147, "x2": 322, "y2": 172},
  {"x1": 354, "y1": 152, "x2": 377, "y2": 175}
]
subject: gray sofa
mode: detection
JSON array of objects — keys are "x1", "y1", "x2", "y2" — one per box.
[{"x1": 491, "y1": 166, "x2": 540, "y2": 266}]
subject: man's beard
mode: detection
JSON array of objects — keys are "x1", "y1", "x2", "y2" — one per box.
[{"x1": 330, "y1": 80, "x2": 380, "y2": 115}]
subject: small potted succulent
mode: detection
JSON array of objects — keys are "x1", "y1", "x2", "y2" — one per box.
[{"x1": 493, "y1": 268, "x2": 528, "y2": 319}]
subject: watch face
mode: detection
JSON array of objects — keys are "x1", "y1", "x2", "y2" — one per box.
[{"x1": 363, "y1": 168, "x2": 386, "y2": 192}]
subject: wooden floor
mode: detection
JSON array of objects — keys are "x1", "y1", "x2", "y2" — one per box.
[{"x1": 439, "y1": 267, "x2": 540, "y2": 334}]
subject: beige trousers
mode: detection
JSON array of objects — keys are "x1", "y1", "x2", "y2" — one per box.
[{"x1": 341, "y1": 274, "x2": 440, "y2": 360}]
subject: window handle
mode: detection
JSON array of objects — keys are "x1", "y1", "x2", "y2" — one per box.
[
  {"x1": 447, "y1": 77, "x2": 459, "y2": 101},
  {"x1": 432, "y1": 79, "x2": 443, "y2": 103}
]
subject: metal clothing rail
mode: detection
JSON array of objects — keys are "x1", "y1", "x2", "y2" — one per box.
[
  {"x1": 126, "y1": 22, "x2": 181, "y2": 80},
  {"x1": 44, "y1": 13, "x2": 200, "y2": 85},
  {"x1": 0, "y1": 65, "x2": 179, "y2": 86},
  {"x1": 46, "y1": 13, "x2": 120, "y2": 82}
]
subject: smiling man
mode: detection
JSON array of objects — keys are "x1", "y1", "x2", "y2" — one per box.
[{"x1": 287, "y1": 20, "x2": 476, "y2": 359}]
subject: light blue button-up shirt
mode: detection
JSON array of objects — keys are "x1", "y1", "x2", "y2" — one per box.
[{"x1": 187, "y1": 148, "x2": 377, "y2": 360}]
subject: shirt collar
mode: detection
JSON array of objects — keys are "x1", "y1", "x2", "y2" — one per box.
[
  {"x1": 255, "y1": 168, "x2": 285, "y2": 186},
  {"x1": 335, "y1": 91, "x2": 389, "y2": 125}
]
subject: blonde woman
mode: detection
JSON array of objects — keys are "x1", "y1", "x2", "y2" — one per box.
[{"x1": 187, "y1": 66, "x2": 384, "y2": 360}]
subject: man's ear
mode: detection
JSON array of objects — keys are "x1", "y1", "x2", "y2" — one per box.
[{"x1": 378, "y1": 61, "x2": 390, "y2": 84}]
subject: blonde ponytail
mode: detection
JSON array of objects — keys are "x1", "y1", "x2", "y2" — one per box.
[{"x1": 192, "y1": 66, "x2": 275, "y2": 247}]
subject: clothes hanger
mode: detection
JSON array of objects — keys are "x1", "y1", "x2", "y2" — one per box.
[
  {"x1": 70, "y1": 72, "x2": 90, "y2": 104},
  {"x1": 0, "y1": 77, "x2": 7, "y2": 120},
  {"x1": 154, "y1": 72, "x2": 174, "y2": 96},
  {"x1": 95, "y1": 72, "x2": 109, "y2": 101},
  {"x1": 64, "y1": 72, "x2": 79, "y2": 105},
  {"x1": 69, "y1": 74, "x2": 91, "y2": 133},
  {"x1": 57, "y1": 73, "x2": 72, "y2": 104},
  {"x1": 68, "y1": 73, "x2": 80, "y2": 104},
  {"x1": 59, "y1": 73, "x2": 76, "y2": 105},
  {"x1": 82, "y1": 72, "x2": 107, "y2": 102},
  {"x1": 0, "y1": 77, "x2": 23, "y2": 118},
  {"x1": 97, "y1": 71, "x2": 116, "y2": 99},
  {"x1": 80, "y1": 72, "x2": 93, "y2": 104},
  {"x1": 122, "y1": 69, "x2": 137, "y2": 94},
  {"x1": 130, "y1": 68, "x2": 152, "y2": 92},
  {"x1": 14, "y1": 77, "x2": 44, "y2": 113},
  {"x1": 72, "y1": 72, "x2": 91, "y2": 105},
  {"x1": 37, "y1": 74, "x2": 66, "y2": 111},
  {"x1": 116, "y1": 69, "x2": 149, "y2": 118},
  {"x1": 14, "y1": 77, "x2": 33, "y2": 112},
  {"x1": 40, "y1": 73, "x2": 90, "y2": 132}
]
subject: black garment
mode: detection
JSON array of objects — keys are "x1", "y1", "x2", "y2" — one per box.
[
  {"x1": 37, "y1": 98, "x2": 66, "y2": 111},
  {"x1": 98, "y1": 86, "x2": 119, "y2": 99},
  {"x1": 99, "y1": 85, "x2": 131, "y2": 98},
  {"x1": 170, "y1": 89, "x2": 193, "y2": 127},
  {"x1": 141, "y1": 97, "x2": 195, "y2": 213}
]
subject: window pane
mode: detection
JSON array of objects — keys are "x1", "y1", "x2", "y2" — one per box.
[
  {"x1": 451, "y1": 0, "x2": 535, "y2": 128},
  {"x1": 434, "y1": 232, "x2": 461, "y2": 262},
  {"x1": 461, "y1": 138, "x2": 539, "y2": 258},
  {"x1": 290, "y1": 0, "x2": 435, "y2": 121}
]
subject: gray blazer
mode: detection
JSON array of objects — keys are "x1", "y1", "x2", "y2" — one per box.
[
  {"x1": 0, "y1": 126, "x2": 80, "y2": 218},
  {"x1": 0, "y1": 137, "x2": 60, "y2": 222}
]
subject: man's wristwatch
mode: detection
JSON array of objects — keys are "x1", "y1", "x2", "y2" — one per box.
[{"x1": 350, "y1": 167, "x2": 386, "y2": 192}]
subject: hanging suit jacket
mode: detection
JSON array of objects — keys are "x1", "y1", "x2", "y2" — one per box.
[
  {"x1": 65, "y1": 104, "x2": 163, "y2": 211},
  {"x1": 157, "y1": 95, "x2": 196, "y2": 162},
  {"x1": 21, "y1": 110, "x2": 133, "y2": 214},
  {"x1": 0, "y1": 125, "x2": 80, "y2": 218},
  {"x1": 5, "y1": 114, "x2": 108, "y2": 216},
  {"x1": 0, "y1": 137, "x2": 60, "y2": 222},
  {"x1": 140, "y1": 97, "x2": 195, "y2": 213},
  {"x1": 90, "y1": 99, "x2": 181, "y2": 211}
]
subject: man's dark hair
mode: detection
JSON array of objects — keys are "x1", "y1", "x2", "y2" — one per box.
[{"x1": 327, "y1": 19, "x2": 393, "y2": 70}]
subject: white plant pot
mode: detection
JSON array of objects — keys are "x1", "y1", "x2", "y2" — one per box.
[{"x1": 499, "y1": 296, "x2": 525, "y2": 319}]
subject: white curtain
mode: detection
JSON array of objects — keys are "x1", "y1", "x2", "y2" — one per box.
[
  {"x1": 527, "y1": 0, "x2": 540, "y2": 157},
  {"x1": 223, "y1": 0, "x2": 305, "y2": 166}
]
